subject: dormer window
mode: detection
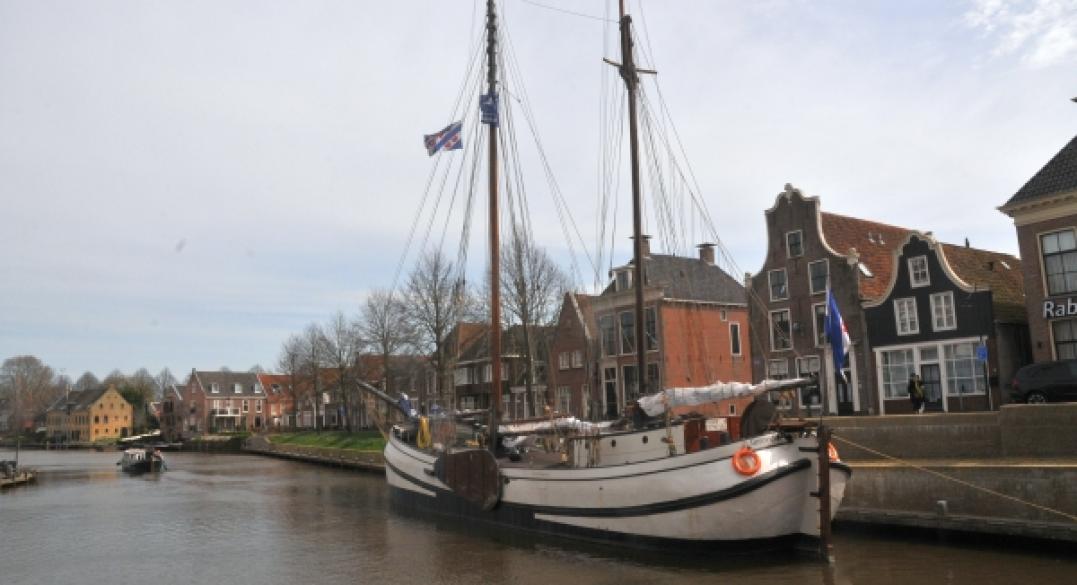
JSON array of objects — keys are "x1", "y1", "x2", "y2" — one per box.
[
  {"x1": 254, "y1": 384, "x2": 262, "y2": 394},
  {"x1": 786, "y1": 231, "x2": 803, "y2": 258},
  {"x1": 908, "y1": 256, "x2": 930, "y2": 288},
  {"x1": 615, "y1": 270, "x2": 632, "y2": 292},
  {"x1": 233, "y1": 383, "x2": 242, "y2": 394},
  {"x1": 210, "y1": 383, "x2": 220, "y2": 394}
]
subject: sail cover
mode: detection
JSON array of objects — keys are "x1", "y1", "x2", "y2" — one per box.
[{"x1": 637, "y1": 378, "x2": 811, "y2": 417}]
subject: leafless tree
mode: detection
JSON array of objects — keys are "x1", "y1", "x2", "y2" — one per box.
[
  {"x1": 248, "y1": 364, "x2": 265, "y2": 374},
  {"x1": 322, "y1": 311, "x2": 362, "y2": 432},
  {"x1": 155, "y1": 368, "x2": 177, "y2": 399},
  {"x1": 103, "y1": 369, "x2": 127, "y2": 389},
  {"x1": 359, "y1": 290, "x2": 416, "y2": 394},
  {"x1": 75, "y1": 371, "x2": 99, "y2": 391},
  {"x1": 277, "y1": 334, "x2": 305, "y2": 429},
  {"x1": 299, "y1": 323, "x2": 330, "y2": 431},
  {"x1": 501, "y1": 230, "x2": 571, "y2": 412},
  {"x1": 405, "y1": 250, "x2": 468, "y2": 411},
  {"x1": 0, "y1": 355, "x2": 59, "y2": 432}
]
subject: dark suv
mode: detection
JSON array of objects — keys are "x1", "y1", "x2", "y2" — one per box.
[{"x1": 1010, "y1": 360, "x2": 1077, "y2": 404}]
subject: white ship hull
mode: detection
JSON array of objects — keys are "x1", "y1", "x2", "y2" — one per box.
[{"x1": 384, "y1": 429, "x2": 850, "y2": 551}]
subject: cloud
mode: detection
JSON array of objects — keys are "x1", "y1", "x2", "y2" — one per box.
[{"x1": 965, "y1": 0, "x2": 1077, "y2": 67}]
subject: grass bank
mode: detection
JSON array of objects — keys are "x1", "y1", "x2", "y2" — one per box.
[{"x1": 268, "y1": 430, "x2": 385, "y2": 452}]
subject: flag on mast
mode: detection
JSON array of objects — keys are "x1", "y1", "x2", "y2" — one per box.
[
  {"x1": 423, "y1": 121, "x2": 463, "y2": 156},
  {"x1": 825, "y1": 287, "x2": 851, "y2": 377}
]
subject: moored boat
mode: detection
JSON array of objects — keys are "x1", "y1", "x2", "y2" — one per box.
[{"x1": 118, "y1": 447, "x2": 166, "y2": 473}]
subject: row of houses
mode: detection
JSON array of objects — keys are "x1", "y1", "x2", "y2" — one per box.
[{"x1": 44, "y1": 132, "x2": 1077, "y2": 441}]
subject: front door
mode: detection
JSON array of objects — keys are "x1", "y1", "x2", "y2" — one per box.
[
  {"x1": 604, "y1": 367, "x2": 618, "y2": 419},
  {"x1": 921, "y1": 363, "x2": 943, "y2": 411},
  {"x1": 835, "y1": 368, "x2": 854, "y2": 415}
]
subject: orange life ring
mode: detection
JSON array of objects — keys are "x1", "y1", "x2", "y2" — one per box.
[
  {"x1": 732, "y1": 446, "x2": 761, "y2": 476},
  {"x1": 828, "y1": 442, "x2": 840, "y2": 462}
]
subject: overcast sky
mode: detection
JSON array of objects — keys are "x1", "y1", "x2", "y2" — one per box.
[{"x1": 2, "y1": 0, "x2": 1075, "y2": 381}]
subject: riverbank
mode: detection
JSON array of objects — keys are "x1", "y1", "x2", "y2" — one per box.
[{"x1": 244, "y1": 434, "x2": 383, "y2": 471}]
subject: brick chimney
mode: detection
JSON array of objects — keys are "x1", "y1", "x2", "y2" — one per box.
[
  {"x1": 631, "y1": 234, "x2": 651, "y2": 258},
  {"x1": 698, "y1": 242, "x2": 715, "y2": 265}
]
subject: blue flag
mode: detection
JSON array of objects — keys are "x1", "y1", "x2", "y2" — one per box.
[
  {"x1": 824, "y1": 287, "x2": 851, "y2": 377},
  {"x1": 480, "y1": 92, "x2": 499, "y2": 127},
  {"x1": 424, "y1": 121, "x2": 463, "y2": 156}
]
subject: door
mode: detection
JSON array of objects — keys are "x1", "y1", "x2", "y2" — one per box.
[
  {"x1": 835, "y1": 367, "x2": 854, "y2": 415},
  {"x1": 604, "y1": 367, "x2": 618, "y2": 419},
  {"x1": 921, "y1": 363, "x2": 943, "y2": 411}
]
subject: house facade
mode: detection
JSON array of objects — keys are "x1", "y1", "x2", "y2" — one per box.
[
  {"x1": 999, "y1": 132, "x2": 1077, "y2": 364},
  {"x1": 182, "y1": 370, "x2": 267, "y2": 434},
  {"x1": 864, "y1": 233, "x2": 1027, "y2": 414},
  {"x1": 159, "y1": 384, "x2": 186, "y2": 441},
  {"x1": 547, "y1": 292, "x2": 599, "y2": 418},
  {"x1": 447, "y1": 322, "x2": 547, "y2": 419},
  {"x1": 588, "y1": 238, "x2": 752, "y2": 420},
  {"x1": 45, "y1": 385, "x2": 133, "y2": 442}
]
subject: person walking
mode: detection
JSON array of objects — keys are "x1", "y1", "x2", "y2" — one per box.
[{"x1": 908, "y1": 373, "x2": 925, "y2": 414}]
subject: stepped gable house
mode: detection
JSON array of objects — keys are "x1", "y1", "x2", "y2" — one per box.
[
  {"x1": 999, "y1": 132, "x2": 1077, "y2": 363},
  {"x1": 45, "y1": 385, "x2": 134, "y2": 442},
  {"x1": 159, "y1": 383, "x2": 186, "y2": 441},
  {"x1": 863, "y1": 233, "x2": 1027, "y2": 414},
  {"x1": 183, "y1": 370, "x2": 266, "y2": 434},
  {"x1": 589, "y1": 236, "x2": 751, "y2": 420},
  {"x1": 547, "y1": 292, "x2": 598, "y2": 418}
]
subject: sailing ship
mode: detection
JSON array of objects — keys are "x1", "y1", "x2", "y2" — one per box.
[{"x1": 378, "y1": 0, "x2": 851, "y2": 553}]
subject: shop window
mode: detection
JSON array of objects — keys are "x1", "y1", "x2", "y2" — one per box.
[{"x1": 1041, "y1": 229, "x2": 1077, "y2": 295}]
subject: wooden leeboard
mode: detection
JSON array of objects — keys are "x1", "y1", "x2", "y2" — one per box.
[{"x1": 436, "y1": 449, "x2": 500, "y2": 511}]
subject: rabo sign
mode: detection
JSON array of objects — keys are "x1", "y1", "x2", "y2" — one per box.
[{"x1": 1043, "y1": 298, "x2": 1077, "y2": 318}]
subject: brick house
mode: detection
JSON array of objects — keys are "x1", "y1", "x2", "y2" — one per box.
[
  {"x1": 590, "y1": 237, "x2": 752, "y2": 420},
  {"x1": 999, "y1": 132, "x2": 1077, "y2": 363},
  {"x1": 256, "y1": 373, "x2": 297, "y2": 429},
  {"x1": 45, "y1": 385, "x2": 133, "y2": 442},
  {"x1": 863, "y1": 233, "x2": 1027, "y2": 414},
  {"x1": 355, "y1": 353, "x2": 435, "y2": 423},
  {"x1": 547, "y1": 292, "x2": 599, "y2": 418},
  {"x1": 447, "y1": 322, "x2": 550, "y2": 419},
  {"x1": 183, "y1": 370, "x2": 267, "y2": 433},
  {"x1": 159, "y1": 384, "x2": 186, "y2": 441}
]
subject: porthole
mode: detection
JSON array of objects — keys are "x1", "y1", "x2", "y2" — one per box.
[
  {"x1": 642, "y1": 436, "x2": 649, "y2": 444},
  {"x1": 611, "y1": 439, "x2": 617, "y2": 448}
]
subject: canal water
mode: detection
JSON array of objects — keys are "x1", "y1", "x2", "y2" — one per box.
[{"x1": 1, "y1": 450, "x2": 1073, "y2": 585}]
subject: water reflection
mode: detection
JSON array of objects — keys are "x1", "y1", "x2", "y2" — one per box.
[{"x1": 1, "y1": 449, "x2": 1073, "y2": 585}]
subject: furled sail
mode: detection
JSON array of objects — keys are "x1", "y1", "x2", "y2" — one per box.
[{"x1": 637, "y1": 377, "x2": 812, "y2": 417}]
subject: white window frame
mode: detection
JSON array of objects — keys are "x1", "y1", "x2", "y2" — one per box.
[
  {"x1": 558, "y1": 352, "x2": 570, "y2": 370},
  {"x1": 729, "y1": 322, "x2": 742, "y2": 356},
  {"x1": 786, "y1": 230, "x2": 803, "y2": 258},
  {"x1": 908, "y1": 256, "x2": 930, "y2": 288},
  {"x1": 767, "y1": 359, "x2": 789, "y2": 379},
  {"x1": 795, "y1": 356, "x2": 822, "y2": 408},
  {"x1": 210, "y1": 383, "x2": 219, "y2": 394},
  {"x1": 571, "y1": 350, "x2": 583, "y2": 368},
  {"x1": 233, "y1": 383, "x2": 242, "y2": 394},
  {"x1": 812, "y1": 302, "x2": 827, "y2": 347},
  {"x1": 242, "y1": 400, "x2": 249, "y2": 413},
  {"x1": 930, "y1": 291, "x2": 956, "y2": 332},
  {"x1": 894, "y1": 297, "x2": 919, "y2": 335},
  {"x1": 808, "y1": 259, "x2": 829, "y2": 295},
  {"x1": 768, "y1": 269, "x2": 789, "y2": 301},
  {"x1": 769, "y1": 309, "x2": 792, "y2": 351},
  {"x1": 557, "y1": 386, "x2": 572, "y2": 415}
]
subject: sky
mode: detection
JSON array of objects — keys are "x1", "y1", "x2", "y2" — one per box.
[{"x1": 1, "y1": 0, "x2": 1075, "y2": 381}]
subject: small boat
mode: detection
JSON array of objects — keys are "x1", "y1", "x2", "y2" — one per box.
[
  {"x1": 117, "y1": 448, "x2": 166, "y2": 473},
  {"x1": 0, "y1": 460, "x2": 36, "y2": 489}
]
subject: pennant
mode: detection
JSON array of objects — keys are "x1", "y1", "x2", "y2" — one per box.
[
  {"x1": 824, "y1": 287, "x2": 851, "y2": 377},
  {"x1": 480, "y1": 92, "x2": 499, "y2": 127},
  {"x1": 423, "y1": 121, "x2": 463, "y2": 156}
]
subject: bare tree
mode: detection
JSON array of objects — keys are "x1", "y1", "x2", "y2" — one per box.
[
  {"x1": 155, "y1": 368, "x2": 177, "y2": 398},
  {"x1": 103, "y1": 369, "x2": 127, "y2": 388},
  {"x1": 405, "y1": 250, "x2": 467, "y2": 412},
  {"x1": 359, "y1": 290, "x2": 416, "y2": 395},
  {"x1": 248, "y1": 364, "x2": 265, "y2": 374},
  {"x1": 0, "y1": 355, "x2": 59, "y2": 433},
  {"x1": 75, "y1": 371, "x2": 100, "y2": 391},
  {"x1": 322, "y1": 311, "x2": 362, "y2": 432},
  {"x1": 501, "y1": 231, "x2": 571, "y2": 413},
  {"x1": 277, "y1": 334, "x2": 305, "y2": 429},
  {"x1": 299, "y1": 323, "x2": 329, "y2": 431}
]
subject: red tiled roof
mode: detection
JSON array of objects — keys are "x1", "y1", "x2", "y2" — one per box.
[
  {"x1": 820, "y1": 212, "x2": 913, "y2": 301},
  {"x1": 940, "y1": 244, "x2": 1026, "y2": 323}
]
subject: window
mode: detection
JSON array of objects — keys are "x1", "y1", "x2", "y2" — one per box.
[
  {"x1": 880, "y1": 348, "x2": 915, "y2": 398},
  {"x1": 770, "y1": 309, "x2": 792, "y2": 351},
  {"x1": 572, "y1": 350, "x2": 583, "y2": 368},
  {"x1": 600, "y1": 315, "x2": 616, "y2": 356},
  {"x1": 808, "y1": 260, "x2": 828, "y2": 295},
  {"x1": 94, "y1": 415, "x2": 99, "y2": 424},
  {"x1": 646, "y1": 363, "x2": 660, "y2": 390},
  {"x1": 769, "y1": 269, "x2": 788, "y2": 301},
  {"x1": 930, "y1": 292, "x2": 956, "y2": 331},
  {"x1": 212, "y1": 399, "x2": 220, "y2": 410},
  {"x1": 813, "y1": 303, "x2": 827, "y2": 347},
  {"x1": 1041, "y1": 229, "x2": 1077, "y2": 295},
  {"x1": 796, "y1": 356, "x2": 821, "y2": 407},
  {"x1": 104, "y1": 415, "x2": 109, "y2": 424},
  {"x1": 786, "y1": 231, "x2": 803, "y2": 258},
  {"x1": 254, "y1": 384, "x2": 262, "y2": 394},
  {"x1": 620, "y1": 311, "x2": 636, "y2": 354},
  {"x1": 729, "y1": 322, "x2": 742, "y2": 356},
  {"x1": 460, "y1": 396, "x2": 476, "y2": 410},
  {"x1": 767, "y1": 359, "x2": 789, "y2": 379},
  {"x1": 908, "y1": 256, "x2": 930, "y2": 288},
  {"x1": 616, "y1": 270, "x2": 632, "y2": 291},
  {"x1": 271, "y1": 384, "x2": 281, "y2": 392},
  {"x1": 623, "y1": 365, "x2": 639, "y2": 401},
  {"x1": 256, "y1": 400, "x2": 262, "y2": 413},
  {"x1": 944, "y1": 342, "x2": 985, "y2": 394},
  {"x1": 210, "y1": 383, "x2": 219, "y2": 394},
  {"x1": 558, "y1": 352, "x2": 570, "y2": 370},
  {"x1": 1053, "y1": 318, "x2": 1077, "y2": 360},
  {"x1": 557, "y1": 386, "x2": 572, "y2": 415},
  {"x1": 645, "y1": 307, "x2": 658, "y2": 351},
  {"x1": 894, "y1": 297, "x2": 919, "y2": 335},
  {"x1": 233, "y1": 383, "x2": 242, "y2": 394},
  {"x1": 454, "y1": 367, "x2": 469, "y2": 386}
]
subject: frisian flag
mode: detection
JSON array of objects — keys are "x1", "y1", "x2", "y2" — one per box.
[
  {"x1": 824, "y1": 286, "x2": 851, "y2": 379},
  {"x1": 424, "y1": 121, "x2": 463, "y2": 156}
]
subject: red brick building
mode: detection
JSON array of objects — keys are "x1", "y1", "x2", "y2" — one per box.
[
  {"x1": 182, "y1": 370, "x2": 267, "y2": 434},
  {"x1": 547, "y1": 292, "x2": 598, "y2": 418}
]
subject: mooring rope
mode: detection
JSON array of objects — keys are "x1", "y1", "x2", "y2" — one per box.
[{"x1": 831, "y1": 433, "x2": 1077, "y2": 524}]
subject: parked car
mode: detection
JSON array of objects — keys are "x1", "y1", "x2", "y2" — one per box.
[{"x1": 1010, "y1": 360, "x2": 1077, "y2": 404}]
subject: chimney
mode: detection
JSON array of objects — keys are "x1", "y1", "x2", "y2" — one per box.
[
  {"x1": 698, "y1": 242, "x2": 716, "y2": 265},
  {"x1": 632, "y1": 234, "x2": 651, "y2": 258}
]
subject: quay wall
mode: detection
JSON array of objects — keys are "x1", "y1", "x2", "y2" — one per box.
[{"x1": 244, "y1": 437, "x2": 384, "y2": 472}]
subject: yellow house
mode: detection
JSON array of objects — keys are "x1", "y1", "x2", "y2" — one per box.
[{"x1": 45, "y1": 385, "x2": 134, "y2": 443}]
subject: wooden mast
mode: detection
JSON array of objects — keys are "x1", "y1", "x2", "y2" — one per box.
[
  {"x1": 486, "y1": 0, "x2": 502, "y2": 453},
  {"x1": 617, "y1": 0, "x2": 648, "y2": 405}
]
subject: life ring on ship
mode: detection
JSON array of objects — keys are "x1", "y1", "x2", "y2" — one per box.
[
  {"x1": 732, "y1": 446, "x2": 761, "y2": 476},
  {"x1": 828, "y1": 442, "x2": 840, "y2": 462},
  {"x1": 417, "y1": 416, "x2": 432, "y2": 449}
]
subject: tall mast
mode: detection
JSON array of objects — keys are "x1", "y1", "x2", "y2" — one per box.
[
  {"x1": 485, "y1": 0, "x2": 502, "y2": 452},
  {"x1": 617, "y1": 0, "x2": 648, "y2": 403}
]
